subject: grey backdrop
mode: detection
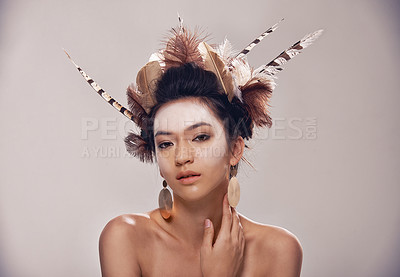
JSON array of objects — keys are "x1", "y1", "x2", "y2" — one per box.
[{"x1": 1, "y1": 0, "x2": 399, "y2": 276}]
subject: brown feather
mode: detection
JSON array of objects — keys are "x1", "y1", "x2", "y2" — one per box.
[
  {"x1": 241, "y1": 78, "x2": 274, "y2": 128},
  {"x1": 126, "y1": 84, "x2": 149, "y2": 128},
  {"x1": 162, "y1": 27, "x2": 205, "y2": 69},
  {"x1": 124, "y1": 132, "x2": 153, "y2": 163}
]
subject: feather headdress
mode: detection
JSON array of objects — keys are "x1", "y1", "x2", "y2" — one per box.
[{"x1": 65, "y1": 18, "x2": 323, "y2": 163}]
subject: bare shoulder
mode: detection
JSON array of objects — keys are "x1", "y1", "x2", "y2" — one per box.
[
  {"x1": 100, "y1": 213, "x2": 152, "y2": 240},
  {"x1": 99, "y1": 213, "x2": 153, "y2": 277},
  {"x1": 239, "y1": 213, "x2": 303, "y2": 277}
]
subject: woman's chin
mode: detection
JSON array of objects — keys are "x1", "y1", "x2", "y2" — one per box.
[
  {"x1": 174, "y1": 188, "x2": 204, "y2": 201},
  {"x1": 173, "y1": 186, "x2": 222, "y2": 204}
]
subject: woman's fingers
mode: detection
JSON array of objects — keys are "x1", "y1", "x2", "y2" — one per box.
[
  {"x1": 200, "y1": 193, "x2": 246, "y2": 277},
  {"x1": 231, "y1": 207, "x2": 240, "y2": 239},
  {"x1": 220, "y1": 194, "x2": 243, "y2": 243},
  {"x1": 201, "y1": 219, "x2": 214, "y2": 250},
  {"x1": 217, "y1": 194, "x2": 244, "y2": 247},
  {"x1": 219, "y1": 193, "x2": 232, "y2": 237}
]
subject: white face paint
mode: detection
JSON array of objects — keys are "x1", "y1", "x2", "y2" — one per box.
[{"x1": 153, "y1": 98, "x2": 231, "y2": 201}]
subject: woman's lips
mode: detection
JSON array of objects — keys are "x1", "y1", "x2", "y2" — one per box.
[
  {"x1": 177, "y1": 175, "x2": 201, "y2": 185},
  {"x1": 176, "y1": 170, "x2": 201, "y2": 185}
]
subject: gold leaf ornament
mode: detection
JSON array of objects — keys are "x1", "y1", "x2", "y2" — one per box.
[
  {"x1": 198, "y1": 42, "x2": 235, "y2": 101},
  {"x1": 135, "y1": 61, "x2": 163, "y2": 113}
]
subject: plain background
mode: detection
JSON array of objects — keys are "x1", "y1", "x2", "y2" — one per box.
[{"x1": 0, "y1": 0, "x2": 399, "y2": 276}]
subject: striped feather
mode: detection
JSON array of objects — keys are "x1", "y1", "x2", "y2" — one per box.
[
  {"x1": 235, "y1": 18, "x2": 284, "y2": 60},
  {"x1": 63, "y1": 49, "x2": 138, "y2": 123},
  {"x1": 255, "y1": 29, "x2": 323, "y2": 76}
]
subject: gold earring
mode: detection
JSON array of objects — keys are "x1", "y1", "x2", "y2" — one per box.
[
  {"x1": 228, "y1": 164, "x2": 240, "y2": 207},
  {"x1": 158, "y1": 180, "x2": 173, "y2": 220}
]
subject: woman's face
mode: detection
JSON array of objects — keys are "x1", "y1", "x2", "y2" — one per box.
[{"x1": 153, "y1": 98, "x2": 232, "y2": 202}]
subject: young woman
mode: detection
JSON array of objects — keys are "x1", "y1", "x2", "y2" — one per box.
[
  {"x1": 66, "y1": 20, "x2": 321, "y2": 276},
  {"x1": 99, "y1": 63, "x2": 303, "y2": 276}
]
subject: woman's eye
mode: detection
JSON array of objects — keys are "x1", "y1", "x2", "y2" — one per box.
[
  {"x1": 158, "y1": 142, "x2": 173, "y2": 149},
  {"x1": 194, "y1": 134, "x2": 210, "y2": 142}
]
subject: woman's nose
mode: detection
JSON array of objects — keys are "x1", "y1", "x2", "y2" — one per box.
[{"x1": 175, "y1": 143, "x2": 194, "y2": 165}]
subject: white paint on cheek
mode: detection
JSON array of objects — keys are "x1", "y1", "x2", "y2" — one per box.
[{"x1": 154, "y1": 99, "x2": 232, "y2": 187}]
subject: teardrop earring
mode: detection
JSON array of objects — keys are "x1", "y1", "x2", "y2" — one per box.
[
  {"x1": 228, "y1": 164, "x2": 240, "y2": 207},
  {"x1": 158, "y1": 180, "x2": 173, "y2": 220}
]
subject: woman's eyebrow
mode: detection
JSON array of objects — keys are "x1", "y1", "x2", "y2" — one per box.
[
  {"x1": 154, "y1": 130, "x2": 172, "y2": 137},
  {"x1": 154, "y1": 122, "x2": 212, "y2": 137},
  {"x1": 184, "y1": 121, "x2": 212, "y2": 131}
]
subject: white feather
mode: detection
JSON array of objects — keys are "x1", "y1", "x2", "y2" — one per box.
[
  {"x1": 231, "y1": 58, "x2": 252, "y2": 87},
  {"x1": 216, "y1": 38, "x2": 235, "y2": 64}
]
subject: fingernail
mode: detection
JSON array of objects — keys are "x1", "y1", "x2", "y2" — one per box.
[{"x1": 205, "y1": 219, "x2": 211, "y2": 228}]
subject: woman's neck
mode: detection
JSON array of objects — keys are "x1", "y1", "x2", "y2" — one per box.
[{"x1": 167, "y1": 182, "x2": 228, "y2": 251}]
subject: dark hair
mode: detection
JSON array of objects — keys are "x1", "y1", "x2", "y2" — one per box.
[{"x1": 143, "y1": 62, "x2": 253, "y2": 154}]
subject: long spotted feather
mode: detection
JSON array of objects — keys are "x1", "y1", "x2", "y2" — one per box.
[
  {"x1": 63, "y1": 49, "x2": 137, "y2": 123},
  {"x1": 235, "y1": 18, "x2": 284, "y2": 60},
  {"x1": 255, "y1": 29, "x2": 323, "y2": 76}
]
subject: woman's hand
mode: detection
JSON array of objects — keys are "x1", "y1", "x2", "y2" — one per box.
[{"x1": 200, "y1": 193, "x2": 245, "y2": 277}]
